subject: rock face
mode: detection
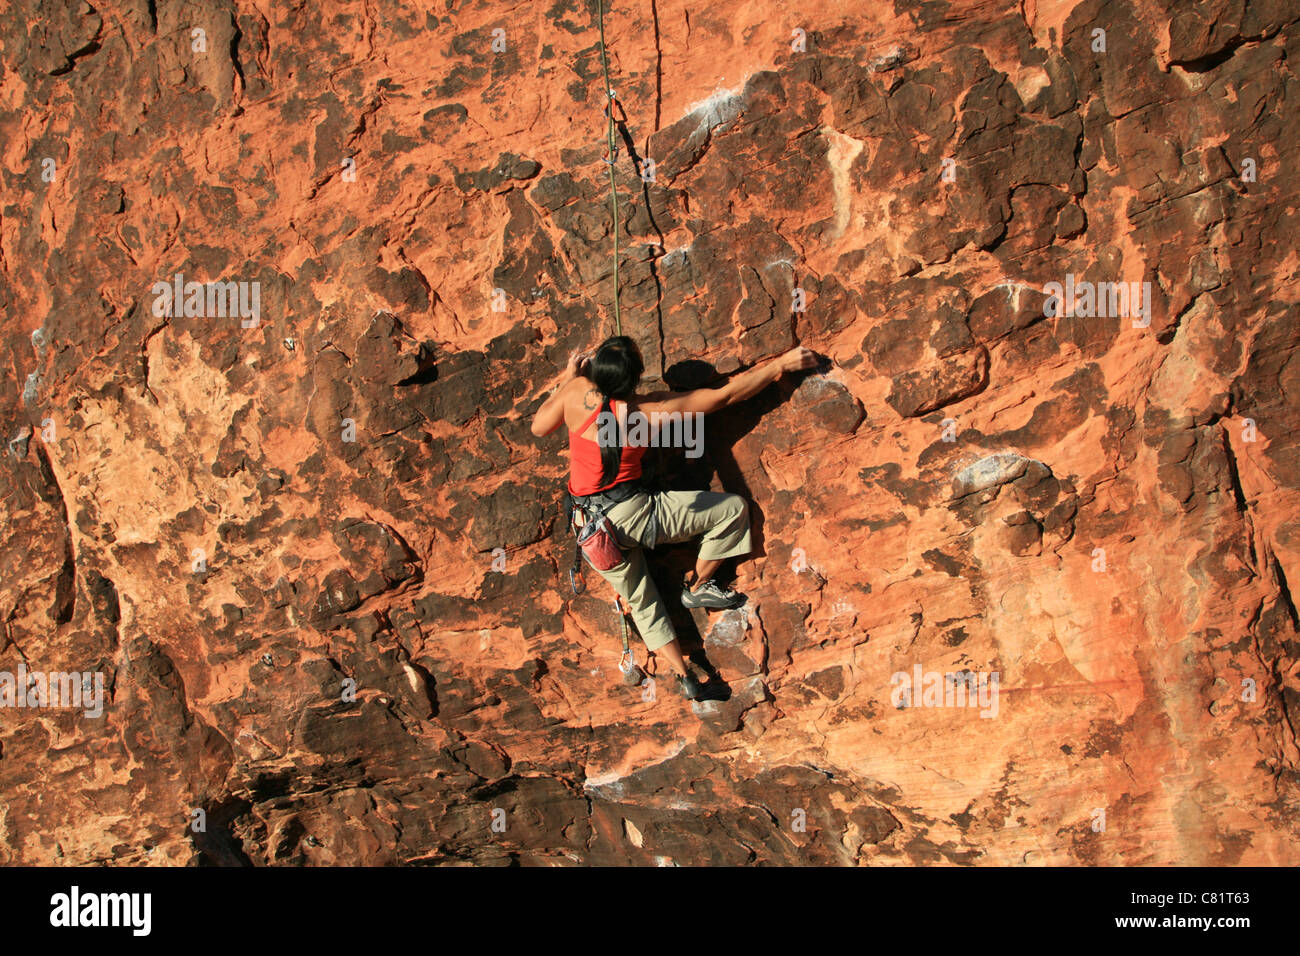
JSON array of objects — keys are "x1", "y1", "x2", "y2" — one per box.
[{"x1": 1, "y1": 0, "x2": 1298, "y2": 865}]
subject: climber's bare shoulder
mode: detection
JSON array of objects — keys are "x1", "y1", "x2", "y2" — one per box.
[{"x1": 563, "y1": 377, "x2": 605, "y2": 429}]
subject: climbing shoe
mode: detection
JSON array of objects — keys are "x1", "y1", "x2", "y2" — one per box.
[
  {"x1": 675, "y1": 671, "x2": 705, "y2": 700},
  {"x1": 681, "y1": 578, "x2": 745, "y2": 610}
]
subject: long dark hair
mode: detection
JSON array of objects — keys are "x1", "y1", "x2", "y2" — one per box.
[{"x1": 588, "y1": 335, "x2": 644, "y2": 488}]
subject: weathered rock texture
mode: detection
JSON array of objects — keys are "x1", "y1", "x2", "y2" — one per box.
[{"x1": 2, "y1": 0, "x2": 1298, "y2": 865}]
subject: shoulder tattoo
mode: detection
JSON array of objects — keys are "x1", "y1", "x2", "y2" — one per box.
[{"x1": 582, "y1": 388, "x2": 601, "y2": 410}]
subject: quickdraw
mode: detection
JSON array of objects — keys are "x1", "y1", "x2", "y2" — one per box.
[
  {"x1": 614, "y1": 595, "x2": 645, "y2": 686},
  {"x1": 601, "y1": 91, "x2": 628, "y2": 165}
]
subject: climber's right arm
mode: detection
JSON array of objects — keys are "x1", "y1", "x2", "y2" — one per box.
[
  {"x1": 529, "y1": 349, "x2": 591, "y2": 437},
  {"x1": 648, "y1": 347, "x2": 818, "y2": 415}
]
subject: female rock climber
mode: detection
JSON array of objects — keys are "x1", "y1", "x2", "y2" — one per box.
[{"x1": 530, "y1": 335, "x2": 819, "y2": 700}]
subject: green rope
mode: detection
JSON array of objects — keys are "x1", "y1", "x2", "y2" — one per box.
[
  {"x1": 597, "y1": 0, "x2": 622, "y2": 337},
  {"x1": 597, "y1": 0, "x2": 633, "y2": 667}
]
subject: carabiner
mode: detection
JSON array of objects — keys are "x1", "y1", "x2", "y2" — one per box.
[{"x1": 569, "y1": 568, "x2": 586, "y2": 595}]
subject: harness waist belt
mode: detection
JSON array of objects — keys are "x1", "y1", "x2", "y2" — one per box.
[
  {"x1": 571, "y1": 478, "x2": 644, "y2": 511},
  {"x1": 571, "y1": 479, "x2": 657, "y2": 550}
]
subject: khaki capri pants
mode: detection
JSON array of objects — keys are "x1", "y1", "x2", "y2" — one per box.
[{"x1": 583, "y1": 490, "x2": 751, "y2": 652}]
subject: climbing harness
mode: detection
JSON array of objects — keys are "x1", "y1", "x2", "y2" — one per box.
[{"x1": 566, "y1": 479, "x2": 647, "y2": 583}]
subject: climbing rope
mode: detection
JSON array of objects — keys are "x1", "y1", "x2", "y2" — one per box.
[
  {"x1": 597, "y1": 0, "x2": 623, "y2": 337},
  {"x1": 596, "y1": 0, "x2": 639, "y2": 681}
]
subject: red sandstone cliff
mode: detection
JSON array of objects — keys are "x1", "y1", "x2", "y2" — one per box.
[{"x1": 1, "y1": 0, "x2": 1298, "y2": 865}]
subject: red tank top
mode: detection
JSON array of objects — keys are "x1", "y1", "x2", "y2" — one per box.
[{"x1": 567, "y1": 399, "x2": 646, "y2": 495}]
